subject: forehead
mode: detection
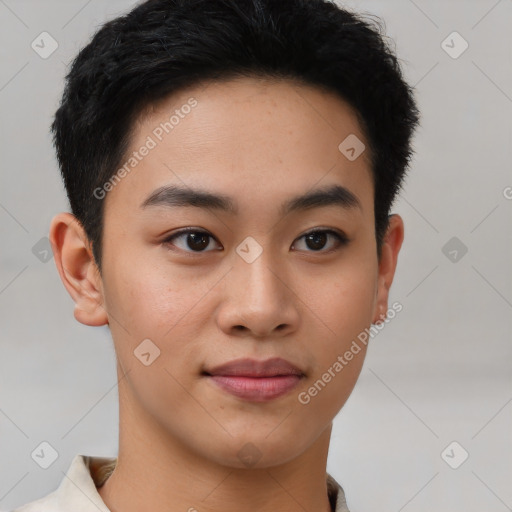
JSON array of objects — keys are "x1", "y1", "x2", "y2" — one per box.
[{"x1": 103, "y1": 76, "x2": 374, "y2": 221}]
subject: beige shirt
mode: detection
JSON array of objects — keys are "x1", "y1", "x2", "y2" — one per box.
[{"x1": 12, "y1": 454, "x2": 350, "y2": 512}]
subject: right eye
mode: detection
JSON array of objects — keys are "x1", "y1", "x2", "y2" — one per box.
[{"x1": 162, "y1": 228, "x2": 223, "y2": 253}]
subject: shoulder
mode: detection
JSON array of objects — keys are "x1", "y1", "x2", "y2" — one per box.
[
  {"x1": 10, "y1": 454, "x2": 116, "y2": 512},
  {"x1": 326, "y1": 472, "x2": 351, "y2": 512},
  {"x1": 10, "y1": 489, "x2": 59, "y2": 512}
]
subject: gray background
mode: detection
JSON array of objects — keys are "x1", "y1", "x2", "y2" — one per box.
[{"x1": 1, "y1": 0, "x2": 511, "y2": 510}]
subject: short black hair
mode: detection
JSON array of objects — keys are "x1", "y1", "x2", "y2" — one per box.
[{"x1": 51, "y1": 0, "x2": 420, "y2": 273}]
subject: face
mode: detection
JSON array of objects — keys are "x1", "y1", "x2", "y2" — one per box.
[{"x1": 58, "y1": 76, "x2": 402, "y2": 469}]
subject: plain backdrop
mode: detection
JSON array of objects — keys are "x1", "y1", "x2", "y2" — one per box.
[{"x1": 1, "y1": 1, "x2": 511, "y2": 511}]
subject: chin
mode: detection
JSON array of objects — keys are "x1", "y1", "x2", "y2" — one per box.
[{"x1": 204, "y1": 432, "x2": 312, "y2": 470}]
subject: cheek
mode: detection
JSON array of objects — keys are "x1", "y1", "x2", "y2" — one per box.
[
  {"x1": 296, "y1": 270, "x2": 374, "y2": 421},
  {"x1": 104, "y1": 251, "x2": 206, "y2": 336},
  {"x1": 106, "y1": 263, "x2": 222, "y2": 380},
  {"x1": 298, "y1": 259, "x2": 375, "y2": 405},
  {"x1": 103, "y1": 263, "x2": 208, "y2": 400},
  {"x1": 305, "y1": 261, "x2": 377, "y2": 338}
]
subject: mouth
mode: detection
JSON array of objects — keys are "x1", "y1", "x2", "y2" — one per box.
[{"x1": 202, "y1": 357, "x2": 305, "y2": 402}]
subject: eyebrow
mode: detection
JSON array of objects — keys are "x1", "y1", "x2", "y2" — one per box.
[{"x1": 140, "y1": 183, "x2": 362, "y2": 216}]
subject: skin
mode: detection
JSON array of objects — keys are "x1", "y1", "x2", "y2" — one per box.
[{"x1": 50, "y1": 76, "x2": 403, "y2": 512}]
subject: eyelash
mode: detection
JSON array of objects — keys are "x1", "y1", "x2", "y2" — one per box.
[{"x1": 162, "y1": 227, "x2": 349, "y2": 255}]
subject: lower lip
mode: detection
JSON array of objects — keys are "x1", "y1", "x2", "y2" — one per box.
[{"x1": 207, "y1": 375, "x2": 302, "y2": 402}]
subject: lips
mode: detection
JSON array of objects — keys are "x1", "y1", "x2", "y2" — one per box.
[
  {"x1": 205, "y1": 357, "x2": 304, "y2": 378},
  {"x1": 203, "y1": 357, "x2": 305, "y2": 402}
]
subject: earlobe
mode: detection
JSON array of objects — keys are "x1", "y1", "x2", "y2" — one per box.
[
  {"x1": 49, "y1": 212, "x2": 109, "y2": 327},
  {"x1": 372, "y1": 214, "x2": 404, "y2": 325}
]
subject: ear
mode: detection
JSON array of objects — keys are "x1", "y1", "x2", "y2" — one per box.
[
  {"x1": 49, "y1": 212, "x2": 108, "y2": 327},
  {"x1": 372, "y1": 214, "x2": 404, "y2": 325}
]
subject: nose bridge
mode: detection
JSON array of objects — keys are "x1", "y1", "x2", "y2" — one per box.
[{"x1": 233, "y1": 245, "x2": 286, "y2": 309}]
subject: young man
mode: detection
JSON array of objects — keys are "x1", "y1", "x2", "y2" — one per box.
[{"x1": 14, "y1": 0, "x2": 419, "y2": 510}]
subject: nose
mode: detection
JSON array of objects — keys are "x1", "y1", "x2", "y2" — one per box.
[{"x1": 215, "y1": 249, "x2": 301, "y2": 338}]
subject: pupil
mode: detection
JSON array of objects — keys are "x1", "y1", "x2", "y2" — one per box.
[
  {"x1": 306, "y1": 232, "x2": 327, "y2": 250},
  {"x1": 188, "y1": 233, "x2": 209, "y2": 250}
]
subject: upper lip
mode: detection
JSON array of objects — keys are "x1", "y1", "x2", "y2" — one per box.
[{"x1": 204, "y1": 357, "x2": 304, "y2": 377}]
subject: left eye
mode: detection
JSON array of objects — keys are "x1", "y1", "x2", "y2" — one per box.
[{"x1": 292, "y1": 229, "x2": 348, "y2": 252}]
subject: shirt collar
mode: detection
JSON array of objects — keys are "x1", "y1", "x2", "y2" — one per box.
[{"x1": 16, "y1": 455, "x2": 350, "y2": 512}]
